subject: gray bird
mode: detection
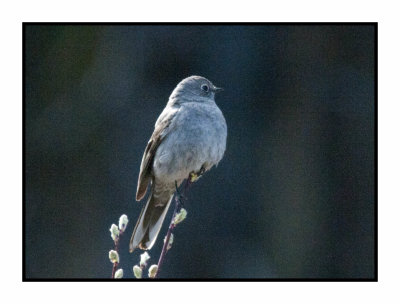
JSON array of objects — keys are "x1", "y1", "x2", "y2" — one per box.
[{"x1": 129, "y1": 76, "x2": 227, "y2": 252}]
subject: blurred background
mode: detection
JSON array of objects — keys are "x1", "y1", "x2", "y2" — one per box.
[{"x1": 24, "y1": 24, "x2": 375, "y2": 279}]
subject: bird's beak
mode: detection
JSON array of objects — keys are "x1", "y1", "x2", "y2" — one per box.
[{"x1": 213, "y1": 86, "x2": 224, "y2": 93}]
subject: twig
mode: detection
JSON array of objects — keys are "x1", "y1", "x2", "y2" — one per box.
[
  {"x1": 111, "y1": 262, "x2": 118, "y2": 278},
  {"x1": 154, "y1": 182, "x2": 184, "y2": 278},
  {"x1": 111, "y1": 231, "x2": 123, "y2": 278}
]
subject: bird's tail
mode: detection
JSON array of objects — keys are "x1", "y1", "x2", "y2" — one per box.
[{"x1": 129, "y1": 186, "x2": 173, "y2": 252}]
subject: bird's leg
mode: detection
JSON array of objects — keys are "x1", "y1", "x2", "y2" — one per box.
[
  {"x1": 174, "y1": 180, "x2": 185, "y2": 208},
  {"x1": 184, "y1": 176, "x2": 192, "y2": 194}
]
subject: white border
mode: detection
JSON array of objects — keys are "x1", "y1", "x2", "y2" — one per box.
[{"x1": 1, "y1": 0, "x2": 399, "y2": 303}]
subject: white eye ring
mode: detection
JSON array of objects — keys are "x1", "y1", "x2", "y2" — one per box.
[{"x1": 201, "y1": 84, "x2": 209, "y2": 92}]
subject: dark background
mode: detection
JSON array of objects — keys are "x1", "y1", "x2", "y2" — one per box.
[{"x1": 24, "y1": 24, "x2": 375, "y2": 279}]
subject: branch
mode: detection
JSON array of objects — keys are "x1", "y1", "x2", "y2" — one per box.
[
  {"x1": 108, "y1": 215, "x2": 129, "y2": 279},
  {"x1": 111, "y1": 232, "x2": 122, "y2": 278},
  {"x1": 154, "y1": 197, "x2": 180, "y2": 278},
  {"x1": 153, "y1": 181, "x2": 189, "y2": 278}
]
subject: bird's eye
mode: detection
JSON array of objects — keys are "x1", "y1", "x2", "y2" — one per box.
[{"x1": 201, "y1": 84, "x2": 209, "y2": 92}]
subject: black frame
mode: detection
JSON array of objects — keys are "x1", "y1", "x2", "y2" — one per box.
[{"x1": 22, "y1": 22, "x2": 378, "y2": 282}]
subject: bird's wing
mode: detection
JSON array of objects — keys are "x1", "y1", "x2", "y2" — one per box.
[{"x1": 136, "y1": 106, "x2": 179, "y2": 201}]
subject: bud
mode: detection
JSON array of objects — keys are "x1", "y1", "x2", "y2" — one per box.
[
  {"x1": 173, "y1": 208, "x2": 187, "y2": 225},
  {"x1": 118, "y1": 214, "x2": 129, "y2": 232},
  {"x1": 140, "y1": 251, "x2": 150, "y2": 268},
  {"x1": 109, "y1": 224, "x2": 119, "y2": 241},
  {"x1": 148, "y1": 265, "x2": 158, "y2": 278},
  {"x1": 164, "y1": 233, "x2": 174, "y2": 250},
  {"x1": 114, "y1": 269, "x2": 123, "y2": 279},
  {"x1": 109, "y1": 250, "x2": 119, "y2": 264},
  {"x1": 133, "y1": 265, "x2": 142, "y2": 279}
]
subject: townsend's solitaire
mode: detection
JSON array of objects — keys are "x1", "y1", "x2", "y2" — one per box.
[{"x1": 129, "y1": 76, "x2": 227, "y2": 252}]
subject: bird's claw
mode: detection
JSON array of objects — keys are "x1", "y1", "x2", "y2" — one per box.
[
  {"x1": 189, "y1": 166, "x2": 206, "y2": 183},
  {"x1": 189, "y1": 172, "x2": 200, "y2": 183}
]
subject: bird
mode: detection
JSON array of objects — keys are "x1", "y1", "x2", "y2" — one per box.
[{"x1": 129, "y1": 75, "x2": 227, "y2": 252}]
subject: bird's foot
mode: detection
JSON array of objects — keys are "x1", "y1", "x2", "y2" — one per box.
[
  {"x1": 189, "y1": 172, "x2": 200, "y2": 183},
  {"x1": 189, "y1": 166, "x2": 206, "y2": 183}
]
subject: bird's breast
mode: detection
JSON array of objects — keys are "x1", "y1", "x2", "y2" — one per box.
[{"x1": 153, "y1": 103, "x2": 227, "y2": 182}]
